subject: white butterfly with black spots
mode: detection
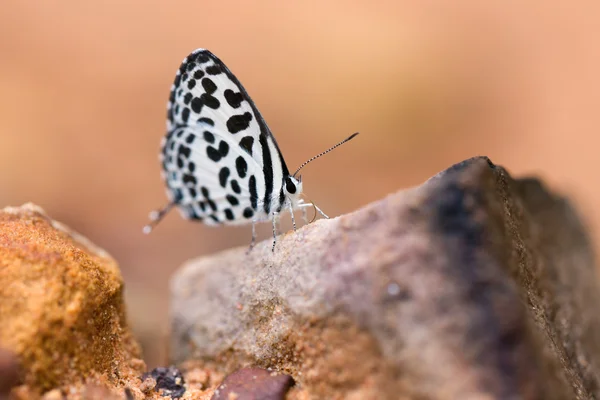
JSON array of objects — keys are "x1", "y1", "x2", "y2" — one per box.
[{"x1": 144, "y1": 48, "x2": 358, "y2": 251}]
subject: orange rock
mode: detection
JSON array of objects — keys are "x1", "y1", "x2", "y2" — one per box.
[
  {"x1": 0, "y1": 347, "x2": 20, "y2": 396},
  {"x1": 0, "y1": 204, "x2": 145, "y2": 395}
]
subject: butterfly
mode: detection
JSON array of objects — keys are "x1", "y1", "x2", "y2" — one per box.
[{"x1": 144, "y1": 49, "x2": 358, "y2": 251}]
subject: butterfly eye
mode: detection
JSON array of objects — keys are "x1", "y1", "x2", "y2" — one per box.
[{"x1": 285, "y1": 177, "x2": 297, "y2": 194}]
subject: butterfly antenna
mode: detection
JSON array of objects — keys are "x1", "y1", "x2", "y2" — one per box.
[
  {"x1": 292, "y1": 132, "x2": 359, "y2": 178},
  {"x1": 142, "y1": 201, "x2": 176, "y2": 234}
]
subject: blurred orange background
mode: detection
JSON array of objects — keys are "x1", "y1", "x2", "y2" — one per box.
[{"x1": 1, "y1": 1, "x2": 599, "y2": 366}]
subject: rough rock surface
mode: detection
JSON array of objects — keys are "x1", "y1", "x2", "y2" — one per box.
[
  {"x1": 171, "y1": 156, "x2": 600, "y2": 399},
  {"x1": 0, "y1": 204, "x2": 145, "y2": 397}
]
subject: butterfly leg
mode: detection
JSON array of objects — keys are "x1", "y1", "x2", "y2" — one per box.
[
  {"x1": 313, "y1": 203, "x2": 329, "y2": 219},
  {"x1": 288, "y1": 201, "x2": 297, "y2": 232},
  {"x1": 301, "y1": 206, "x2": 309, "y2": 225},
  {"x1": 271, "y1": 211, "x2": 280, "y2": 252},
  {"x1": 296, "y1": 201, "x2": 323, "y2": 223},
  {"x1": 246, "y1": 219, "x2": 257, "y2": 254},
  {"x1": 294, "y1": 198, "x2": 309, "y2": 225}
]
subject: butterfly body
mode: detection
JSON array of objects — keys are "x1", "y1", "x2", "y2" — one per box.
[{"x1": 147, "y1": 48, "x2": 357, "y2": 250}]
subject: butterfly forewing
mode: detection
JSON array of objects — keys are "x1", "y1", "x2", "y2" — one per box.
[{"x1": 161, "y1": 49, "x2": 287, "y2": 225}]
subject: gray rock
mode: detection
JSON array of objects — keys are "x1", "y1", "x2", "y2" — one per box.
[{"x1": 170, "y1": 156, "x2": 600, "y2": 399}]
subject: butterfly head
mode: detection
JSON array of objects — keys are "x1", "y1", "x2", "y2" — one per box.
[{"x1": 284, "y1": 175, "x2": 303, "y2": 205}]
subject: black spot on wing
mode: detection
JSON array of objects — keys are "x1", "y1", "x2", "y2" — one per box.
[
  {"x1": 182, "y1": 173, "x2": 197, "y2": 186},
  {"x1": 191, "y1": 97, "x2": 203, "y2": 113},
  {"x1": 207, "y1": 146, "x2": 221, "y2": 162},
  {"x1": 224, "y1": 89, "x2": 243, "y2": 108},
  {"x1": 224, "y1": 208, "x2": 235, "y2": 221},
  {"x1": 227, "y1": 112, "x2": 253, "y2": 134},
  {"x1": 239, "y1": 136, "x2": 254, "y2": 155},
  {"x1": 203, "y1": 131, "x2": 215, "y2": 143},
  {"x1": 230, "y1": 179, "x2": 241, "y2": 194},
  {"x1": 218, "y1": 141, "x2": 229, "y2": 157},
  {"x1": 201, "y1": 78, "x2": 217, "y2": 93},
  {"x1": 249, "y1": 175, "x2": 258, "y2": 210},
  {"x1": 178, "y1": 145, "x2": 191, "y2": 159},
  {"x1": 200, "y1": 186, "x2": 218, "y2": 213},
  {"x1": 207, "y1": 200, "x2": 217, "y2": 212},
  {"x1": 219, "y1": 167, "x2": 230, "y2": 188},
  {"x1": 243, "y1": 207, "x2": 254, "y2": 219},
  {"x1": 201, "y1": 186, "x2": 209, "y2": 197},
  {"x1": 198, "y1": 117, "x2": 214, "y2": 126},
  {"x1": 206, "y1": 65, "x2": 222, "y2": 75},
  {"x1": 195, "y1": 52, "x2": 210, "y2": 64},
  {"x1": 235, "y1": 156, "x2": 248, "y2": 178},
  {"x1": 201, "y1": 93, "x2": 220, "y2": 109},
  {"x1": 226, "y1": 194, "x2": 239, "y2": 206},
  {"x1": 181, "y1": 108, "x2": 190, "y2": 123}
]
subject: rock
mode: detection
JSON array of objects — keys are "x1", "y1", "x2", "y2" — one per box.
[
  {"x1": 141, "y1": 366, "x2": 186, "y2": 398},
  {"x1": 0, "y1": 347, "x2": 20, "y2": 396},
  {"x1": 0, "y1": 204, "x2": 145, "y2": 396},
  {"x1": 170, "y1": 156, "x2": 600, "y2": 399},
  {"x1": 210, "y1": 367, "x2": 294, "y2": 400}
]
